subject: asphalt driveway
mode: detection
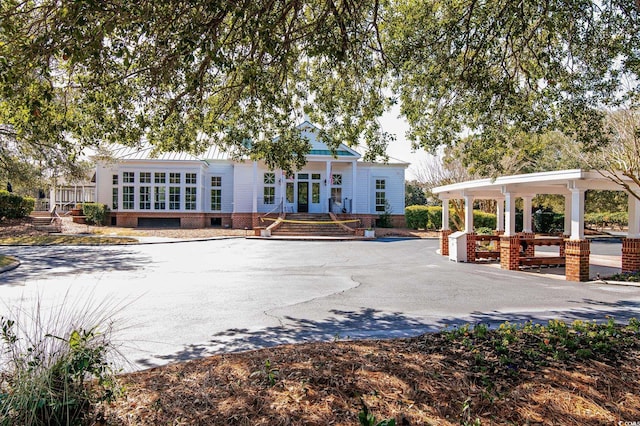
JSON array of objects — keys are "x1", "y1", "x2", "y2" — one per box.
[{"x1": 1, "y1": 238, "x2": 639, "y2": 371}]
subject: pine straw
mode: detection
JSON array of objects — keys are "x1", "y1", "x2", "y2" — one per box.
[{"x1": 98, "y1": 329, "x2": 640, "y2": 425}]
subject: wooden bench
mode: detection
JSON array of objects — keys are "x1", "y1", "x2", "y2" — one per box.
[
  {"x1": 519, "y1": 256, "x2": 565, "y2": 268},
  {"x1": 475, "y1": 250, "x2": 500, "y2": 260}
]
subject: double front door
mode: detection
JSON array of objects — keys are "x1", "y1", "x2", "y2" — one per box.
[{"x1": 286, "y1": 173, "x2": 322, "y2": 213}]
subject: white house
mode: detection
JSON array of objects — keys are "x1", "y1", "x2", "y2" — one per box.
[{"x1": 95, "y1": 121, "x2": 408, "y2": 229}]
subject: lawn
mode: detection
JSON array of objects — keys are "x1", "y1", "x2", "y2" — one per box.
[
  {"x1": 0, "y1": 254, "x2": 15, "y2": 268},
  {"x1": 99, "y1": 319, "x2": 640, "y2": 425}
]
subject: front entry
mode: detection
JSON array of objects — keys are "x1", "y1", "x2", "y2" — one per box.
[{"x1": 297, "y1": 181, "x2": 308, "y2": 213}]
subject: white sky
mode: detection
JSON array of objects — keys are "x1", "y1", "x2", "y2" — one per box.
[{"x1": 379, "y1": 105, "x2": 432, "y2": 181}]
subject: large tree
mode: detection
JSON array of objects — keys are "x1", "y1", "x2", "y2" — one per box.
[{"x1": 1, "y1": 1, "x2": 638, "y2": 177}]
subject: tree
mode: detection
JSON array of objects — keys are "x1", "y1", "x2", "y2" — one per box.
[
  {"x1": 1, "y1": 1, "x2": 638, "y2": 178},
  {"x1": 405, "y1": 180, "x2": 428, "y2": 206},
  {"x1": 580, "y1": 109, "x2": 640, "y2": 201}
]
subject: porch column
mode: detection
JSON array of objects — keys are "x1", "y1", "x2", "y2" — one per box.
[
  {"x1": 351, "y1": 160, "x2": 357, "y2": 214},
  {"x1": 522, "y1": 195, "x2": 533, "y2": 233},
  {"x1": 564, "y1": 194, "x2": 572, "y2": 237},
  {"x1": 500, "y1": 191, "x2": 519, "y2": 270},
  {"x1": 622, "y1": 194, "x2": 640, "y2": 273},
  {"x1": 439, "y1": 198, "x2": 451, "y2": 256},
  {"x1": 496, "y1": 199, "x2": 505, "y2": 233},
  {"x1": 565, "y1": 186, "x2": 589, "y2": 281},
  {"x1": 503, "y1": 191, "x2": 516, "y2": 236},
  {"x1": 326, "y1": 160, "x2": 332, "y2": 213},
  {"x1": 463, "y1": 194, "x2": 476, "y2": 263},
  {"x1": 280, "y1": 169, "x2": 286, "y2": 211}
]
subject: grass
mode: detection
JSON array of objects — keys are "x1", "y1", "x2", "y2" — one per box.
[
  {"x1": 0, "y1": 255, "x2": 15, "y2": 268},
  {"x1": 0, "y1": 235, "x2": 137, "y2": 246}
]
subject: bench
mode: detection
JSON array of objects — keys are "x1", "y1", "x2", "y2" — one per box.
[
  {"x1": 474, "y1": 235, "x2": 501, "y2": 261},
  {"x1": 519, "y1": 256, "x2": 565, "y2": 269},
  {"x1": 475, "y1": 250, "x2": 500, "y2": 260}
]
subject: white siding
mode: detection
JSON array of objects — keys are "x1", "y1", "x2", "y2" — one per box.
[{"x1": 233, "y1": 162, "x2": 256, "y2": 213}]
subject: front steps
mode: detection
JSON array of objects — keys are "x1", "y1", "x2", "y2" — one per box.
[
  {"x1": 270, "y1": 213, "x2": 355, "y2": 237},
  {"x1": 29, "y1": 211, "x2": 62, "y2": 233}
]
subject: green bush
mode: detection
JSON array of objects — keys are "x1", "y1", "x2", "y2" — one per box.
[
  {"x1": 0, "y1": 295, "x2": 124, "y2": 426},
  {"x1": 0, "y1": 190, "x2": 35, "y2": 220},
  {"x1": 473, "y1": 211, "x2": 496, "y2": 229},
  {"x1": 585, "y1": 211, "x2": 628, "y2": 230},
  {"x1": 81, "y1": 203, "x2": 109, "y2": 225},
  {"x1": 405, "y1": 205, "x2": 429, "y2": 229},
  {"x1": 533, "y1": 210, "x2": 564, "y2": 234}
]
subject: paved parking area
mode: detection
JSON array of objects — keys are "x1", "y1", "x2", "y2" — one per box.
[{"x1": 1, "y1": 238, "x2": 639, "y2": 371}]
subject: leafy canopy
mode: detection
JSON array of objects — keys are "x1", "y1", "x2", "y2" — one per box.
[{"x1": 1, "y1": 0, "x2": 638, "y2": 176}]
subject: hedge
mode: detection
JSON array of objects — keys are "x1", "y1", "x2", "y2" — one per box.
[
  {"x1": 81, "y1": 203, "x2": 109, "y2": 225},
  {"x1": 585, "y1": 211, "x2": 628, "y2": 230},
  {"x1": 0, "y1": 190, "x2": 35, "y2": 219},
  {"x1": 405, "y1": 205, "x2": 496, "y2": 231}
]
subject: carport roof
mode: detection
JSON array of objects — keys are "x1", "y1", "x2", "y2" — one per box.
[{"x1": 432, "y1": 169, "x2": 634, "y2": 199}]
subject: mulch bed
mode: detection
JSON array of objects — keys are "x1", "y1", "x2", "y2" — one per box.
[{"x1": 99, "y1": 324, "x2": 640, "y2": 425}]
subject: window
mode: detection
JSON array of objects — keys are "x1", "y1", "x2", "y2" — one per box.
[
  {"x1": 210, "y1": 176, "x2": 222, "y2": 211},
  {"x1": 112, "y1": 188, "x2": 118, "y2": 210},
  {"x1": 312, "y1": 173, "x2": 321, "y2": 180},
  {"x1": 139, "y1": 187, "x2": 151, "y2": 209},
  {"x1": 112, "y1": 174, "x2": 118, "y2": 185},
  {"x1": 123, "y1": 186, "x2": 134, "y2": 209},
  {"x1": 170, "y1": 173, "x2": 181, "y2": 184},
  {"x1": 123, "y1": 172, "x2": 135, "y2": 183},
  {"x1": 264, "y1": 172, "x2": 275, "y2": 184},
  {"x1": 154, "y1": 187, "x2": 166, "y2": 209},
  {"x1": 140, "y1": 172, "x2": 151, "y2": 183},
  {"x1": 185, "y1": 187, "x2": 196, "y2": 210},
  {"x1": 154, "y1": 172, "x2": 166, "y2": 184},
  {"x1": 185, "y1": 173, "x2": 197, "y2": 184},
  {"x1": 312, "y1": 182, "x2": 320, "y2": 203},
  {"x1": 169, "y1": 187, "x2": 181, "y2": 209},
  {"x1": 297, "y1": 173, "x2": 308, "y2": 180},
  {"x1": 375, "y1": 179, "x2": 386, "y2": 212},
  {"x1": 332, "y1": 174, "x2": 342, "y2": 185},
  {"x1": 331, "y1": 187, "x2": 342, "y2": 203},
  {"x1": 263, "y1": 172, "x2": 275, "y2": 204},
  {"x1": 286, "y1": 182, "x2": 294, "y2": 204},
  {"x1": 264, "y1": 187, "x2": 275, "y2": 205}
]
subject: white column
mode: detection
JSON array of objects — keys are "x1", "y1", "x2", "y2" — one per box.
[
  {"x1": 441, "y1": 198, "x2": 450, "y2": 230},
  {"x1": 522, "y1": 195, "x2": 533, "y2": 233},
  {"x1": 629, "y1": 194, "x2": 640, "y2": 238},
  {"x1": 351, "y1": 160, "x2": 357, "y2": 214},
  {"x1": 496, "y1": 199, "x2": 504, "y2": 232},
  {"x1": 280, "y1": 169, "x2": 285, "y2": 212},
  {"x1": 504, "y1": 192, "x2": 516, "y2": 236},
  {"x1": 464, "y1": 195, "x2": 474, "y2": 233},
  {"x1": 252, "y1": 161, "x2": 258, "y2": 213},
  {"x1": 569, "y1": 188, "x2": 585, "y2": 240},
  {"x1": 564, "y1": 194, "x2": 572, "y2": 236},
  {"x1": 325, "y1": 161, "x2": 332, "y2": 213}
]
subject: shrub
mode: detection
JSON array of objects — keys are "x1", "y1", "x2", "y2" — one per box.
[
  {"x1": 533, "y1": 210, "x2": 564, "y2": 234},
  {"x1": 405, "y1": 205, "x2": 429, "y2": 229},
  {"x1": 0, "y1": 190, "x2": 35, "y2": 220},
  {"x1": 0, "y1": 293, "x2": 125, "y2": 426},
  {"x1": 81, "y1": 203, "x2": 109, "y2": 226},
  {"x1": 473, "y1": 211, "x2": 496, "y2": 229}
]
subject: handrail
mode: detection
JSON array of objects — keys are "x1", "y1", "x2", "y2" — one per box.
[{"x1": 261, "y1": 197, "x2": 284, "y2": 219}]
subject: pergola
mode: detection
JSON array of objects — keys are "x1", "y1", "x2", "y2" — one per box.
[{"x1": 431, "y1": 169, "x2": 640, "y2": 281}]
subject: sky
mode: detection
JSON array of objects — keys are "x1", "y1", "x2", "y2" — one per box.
[{"x1": 378, "y1": 105, "x2": 434, "y2": 181}]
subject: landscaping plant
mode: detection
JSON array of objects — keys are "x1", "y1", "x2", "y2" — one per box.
[{"x1": 0, "y1": 292, "x2": 126, "y2": 425}]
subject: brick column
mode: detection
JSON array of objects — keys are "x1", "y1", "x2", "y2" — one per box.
[
  {"x1": 519, "y1": 232, "x2": 536, "y2": 257},
  {"x1": 500, "y1": 235, "x2": 521, "y2": 271},
  {"x1": 622, "y1": 238, "x2": 640, "y2": 273},
  {"x1": 559, "y1": 235, "x2": 569, "y2": 257},
  {"x1": 466, "y1": 232, "x2": 476, "y2": 263},
  {"x1": 565, "y1": 239, "x2": 590, "y2": 282},
  {"x1": 440, "y1": 229, "x2": 452, "y2": 256}
]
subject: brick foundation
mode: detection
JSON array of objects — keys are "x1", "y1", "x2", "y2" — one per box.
[
  {"x1": 622, "y1": 238, "x2": 640, "y2": 273},
  {"x1": 113, "y1": 212, "x2": 232, "y2": 229},
  {"x1": 440, "y1": 229, "x2": 452, "y2": 256},
  {"x1": 466, "y1": 232, "x2": 476, "y2": 263},
  {"x1": 565, "y1": 239, "x2": 590, "y2": 282},
  {"x1": 500, "y1": 235, "x2": 521, "y2": 271}
]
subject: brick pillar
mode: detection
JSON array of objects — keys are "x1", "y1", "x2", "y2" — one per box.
[
  {"x1": 519, "y1": 232, "x2": 536, "y2": 257},
  {"x1": 466, "y1": 232, "x2": 476, "y2": 263},
  {"x1": 559, "y1": 235, "x2": 569, "y2": 257},
  {"x1": 565, "y1": 239, "x2": 590, "y2": 282},
  {"x1": 500, "y1": 235, "x2": 521, "y2": 271},
  {"x1": 493, "y1": 230, "x2": 504, "y2": 251},
  {"x1": 440, "y1": 229, "x2": 452, "y2": 256},
  {"x1": 622, "y1": 238, "x2": 640, "y2": 273}
]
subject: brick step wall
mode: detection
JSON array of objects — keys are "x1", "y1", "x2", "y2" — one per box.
[{"x1": 271, "y1": 214, "x2": 353, "y2": 237}]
